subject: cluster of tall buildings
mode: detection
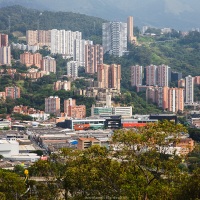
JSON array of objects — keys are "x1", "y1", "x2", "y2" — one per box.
[
  {"x1": 0, "y1": 33, "x2": 11, "y2": 66},
  {"x1": 131, "y1": 64, "x2": 170, "y2": 87},
  {"x1": 131, "y1": 64, "x2": 195, "y2": 113},
  {"x1": 146, "y1": 86, "x2": 184, "y2": 113},
  {"x1": 20, "y1": 52, "x2": 56, "y2": 73},
  {"x1": 45, "y1": 96, "x2": 86, "y2": 118},
  {"x1": 26, "y1": 29, "x2": 93, "y2": 68}
]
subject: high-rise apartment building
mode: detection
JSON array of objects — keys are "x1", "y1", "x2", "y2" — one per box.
[
  {"x1": 145, "y1": 65, "x2": 157, "y2": 86},
  {"x1": 26, "y1": 30, "x2": 37, "y2": 46},
  {"x1": 26, "y1": 30, "x2": 51, "y2": 47},
  {"x1": 85, "y1": 44, "x2": 103, "y2": 74},
  {"x1": 0, "y1": 46, "x2": 11, "y2": 66},
  {"x1": 127, "y1": 16, "x2": 137, "y2": 44},
  {"x1": 0, "y1": 34, "x2": 8, "y2": 47},
  {"x1": 64, "y1": 98, "x2": 86, "y2": 119},
  {"x1": 73, "y1": 39, "x2": 93, "y2": 67},
  {"x1": 5, "y1": 86, "x2": 20, "y2": 99},
  {"x1": 185, "y1": 75, "x2": 194, "y2": 104},
  {"x1": 20, "y1": 52, "x2": 42, "y2": 68},
  {"x1": 51, "y1": 29, "x2": 82, "y2": 57},
  {"x1": 146, "y1": 86, "x2": 184, "y2": 113},
  {"x1": 97, "y1": 64, "x2": 121, "y2": 91},
  {"x1": 67, "y1": 61, "x2": 78, "y2": 78},
  {"x1": 157, "y1": 64, "x2": 170, "y2": 87},
  {"x1": 41, "y1": 56, "x2": 56, "y2": 73},
  {"x1": 131, "y1": 65, "x2": 143, "y2": 86},
  {"x1": 53, "y1": 81, "x2": 71, "y2": 91},
  {"x1": 145, "y1": 64, "x2": 170, "y2": 87},
  {"x1": 168, "y1": 88, "x2": 184, "y2": 113},
  {"x1": 45, "y1": 96, "x2": 60, "y2": 115},
  {"x1": 102, "y1": 22, "x2": 127, "y2": 57}
]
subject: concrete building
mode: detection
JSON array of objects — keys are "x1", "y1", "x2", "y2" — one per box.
[
  {"x1": 5, "y1": 86, "x2": 20, "y2": 99},
  {"x1": 0, "y1": 33, "x2": 8, "y2": 47},
  {"x1": 194, "y1": 76, "x2": 200, "y2": 85},
  {"x1": 145, "y1": 64, "x2": 170, "y2": 87},
  {"x1": 20, "y1": 52, "x2": 42, "y2": 68},
  {"x1": 185, "y1": 75, "x2": 194, "y2": 104},
  {"x1": 64, "y1": 98, "x2": 86, "y2": 119},
  {"x1": 45, "y1": 96, "x2": 60, "y2": 115},
  {"x1": 127, "y1": 16, "x2": 137, "y2": 44},
  {"x1": 146, "y1": 86, "x2": 184, "y2": 113},
  {"x1": 85, "y1": 44, "x2": 103, "y2": 74},
  {"x1": 97, "y1": 64, "x2": 121, "y2": 92},
  {"x1": 102, "y1": 22, "x2": 127, "y2": 57},
  {"x1": 74, "y1": 39, "x2": 93, "y2": 67},
  {"x1": 0, "y1": 46, "x2": 11, "y2": 66},
  {"x1": 131, "y1": 65, "x2": 143, "y2": 86},
  {"x1": 168, "y1": 88, "x2": 184, "y2": 113},
  {"x1": 53, "y1": 81, "x2": 71, "y2": 91},
  {"x1": 77, "y1": 137, "x2": 101, "y2": 150},
  {"x1": 41, "y1": 56, "x2": 56, "y2": 73},
  {"x1": 0, "y1": 140, "x2": 19, "y2": 157},
  {"x1": 26, "y1": 30, "x2": 37, "y2": 46},
  {"x1": 157, "y1": 64, "x2": 170, "y2": 87},
  {"x1": 67, "y1": 61, "x2": 78, "y2": 78},
  {"x1": 173, "y1": 138, "x2": 194, "y2": 155},
  {"x1": 145, "y1": 65, "x2": 157, "y2": 86},
  {"x1": 90, "y1": 106, "x2": 132, "y2": 118},
  {"x1": 178, "y1": 79, "x2": 185, "y2": 88},
  {"x1": 50, "y1": 29, "x2": 82, "y2": 57}
]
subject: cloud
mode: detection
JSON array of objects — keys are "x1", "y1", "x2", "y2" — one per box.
[{"x1": 164, "y1": 0, "x2": 193, "y2": 15}]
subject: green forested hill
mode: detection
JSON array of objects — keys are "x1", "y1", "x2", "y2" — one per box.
[{"x1": 0, "y1": 5, "x2": 106, "y2": 38}]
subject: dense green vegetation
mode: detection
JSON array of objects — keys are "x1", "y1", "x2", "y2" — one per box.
[
  {"x1": 1, "y1": 122, "x2": 200, "y2": 199},
  {"x1": 0, "y1": 5, "x2": 105, "y2": 41}
]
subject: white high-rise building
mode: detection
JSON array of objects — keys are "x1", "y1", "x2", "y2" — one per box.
[
  {"x1": 131, "y1": 65, "x2": 143, "y2": 86},
  {"x1": 185, "y1": 75, "x2": 194, "y2": 104},
  {"x1": 0, "y1": 46, "x2": 11, "y2": 66},
  {"x1": 51, "y1": 29, "x2": 66, "y2": 55},
  {"x1": 67, "y1": 61, "x2": 78, "y2": 78},
  {"x1": 74, "y1": 39, "x2": 93, "y2": 67},
  {"x1": 102, "y1": 22, "x2": 127, "y2": 57},
  {"x1": 50, "y1": 29, "x2": 82, "y2": 58}
]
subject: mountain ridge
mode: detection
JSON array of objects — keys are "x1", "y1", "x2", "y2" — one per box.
[{"x1": 0, "y1": 0, "x2": 199, "y2": 30}]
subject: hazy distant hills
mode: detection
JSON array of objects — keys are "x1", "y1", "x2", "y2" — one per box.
[{"x1": 0, "y1": 0, "x2": 200, "y2": 30}]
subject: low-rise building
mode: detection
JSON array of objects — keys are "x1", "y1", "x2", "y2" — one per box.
[{"x1": 77, "y1": 137, "x2": 101, "y2": 150}]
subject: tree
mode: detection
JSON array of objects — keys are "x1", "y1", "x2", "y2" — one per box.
[
  {"x1": 0, "y1": 170, "x2": 26, "y2": 199},
  {"x1": 111, "y1": 121, "x2": 187, "y2": 199},
  {"x1": 61, "y1": 121, "x2": 188, "y2": 199}
]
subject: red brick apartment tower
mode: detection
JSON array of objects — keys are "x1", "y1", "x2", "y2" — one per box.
[
  {"x1": 5, "y1": 86, "x2": 20, "y2": 99},
  {"x1": 0, "y1": 34, "x2": 8, "y2": 47},
  {"x1": 85, "y1": 44, "x2": 103, "y2": 74}
]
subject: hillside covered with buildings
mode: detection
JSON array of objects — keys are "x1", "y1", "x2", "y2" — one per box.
[{"x1": 0, "y1": 4, "x2": 200, "y2": 200}]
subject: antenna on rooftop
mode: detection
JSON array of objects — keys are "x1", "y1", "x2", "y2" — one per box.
[{"x1": 8, "y1": 15, "x2": 10, "y2": 33}]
